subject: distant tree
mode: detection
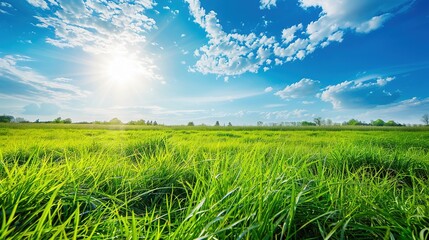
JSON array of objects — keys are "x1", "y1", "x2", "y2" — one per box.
[
  {"x1": 187, "y1": 121, "x2": 195, "y2": 126},
  {"x1": 35, "y1": 119, "x2": 40, "y2": 123},
  {"x1": 109, "y1": 118, "x2": 122, "y2": 125},
  {"x1": 422, "y1": 114, "x2": 429, "y2": 126},
  {"x1": 63, "y1": 118, "x2": 72, "y2": 124},
  {"x1": 53, "y1": 117, "x2": 62, "y2": 123},
  {"x1": 326, "y1": 119, "x2": 333, "y2": 126},
  {"x1": 214, "y1": 121, "x2": 220, "y2": 126},
  {"x1": 0, "y1": 115, "x2": 14, "y2": 123},
  {"x1": 301, "y1": 121, "x2": 316, "y2": 126},
  {"x1": 371, "y1": 119, "x2": 385, "y2": 126},
  {"x1": 228, "y1": 122, "x2": 232, "y2": 127},
  {"x1": 257, "y1": 121, "x2": 264, "y2": 126},
  {"x1": 128, "y1": 119, "x2": 146, "y2": 125},
  {"x1": 346, "y1": 119, "x2": 363, "y2": 126},
  {"x1": 153, "y1": 121, "x2": 158, "y2": 126},
  {"x1": 313, "y1": 117, "x2": 322, "y2": 126}
]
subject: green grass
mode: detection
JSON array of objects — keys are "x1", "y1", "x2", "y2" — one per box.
[{"x1": 1, "y1": 124, "x2": 429, "y2": 239}]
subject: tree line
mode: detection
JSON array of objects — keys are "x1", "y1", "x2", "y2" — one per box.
[
  {"x1": 1, "y1": 114, "x2": 429, "y2": 126},
  {"x1": 257, "y1": 114, "x2": 429, "y2": 127},
  {"x1": 0, "y1": 115, "x2": 161, "y2": 126}
]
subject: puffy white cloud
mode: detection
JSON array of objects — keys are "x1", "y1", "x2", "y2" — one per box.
[
  {"x1": 260, "y1": 0, "x2": 277, "y2": 9},
  {"x1": 320, "y1": 77, "x2": 400, "y2": 109},
  {"x1": 184, "y1": 3, "x2": 277, "y2": 76},
  {"x1": 300, "y1": 0, "x2": 412, "y2": 45},
  {"x1": 275, "y1": 78, "x2": 320, "y2": 99},
  {"x1": 33, "y1": 0, "x2": 156, "y2": 54},
  {"x1": 27, "y1": 0, "x2": 49, "y2": 10},
  {"x1": 281, "y1": 24, "x2": 303, "y2": 44},
  {"x1": 185, "y1": 0, "x2": 414, "y2": 76},
  {"x1": 30, "y1": 0, "x2": 162, "y2": 81}
]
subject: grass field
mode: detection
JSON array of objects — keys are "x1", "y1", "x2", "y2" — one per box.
[{"x1": 1, "y1": 124, "x2": 429, "y2": 239}]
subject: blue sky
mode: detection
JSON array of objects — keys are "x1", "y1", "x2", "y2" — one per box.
[{"x1": 0, "y1": 0, "x2": 428, "y2": 125}]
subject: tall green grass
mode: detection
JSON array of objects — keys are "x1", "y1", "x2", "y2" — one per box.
[{"x1": 0, "y1": 126, "x2": 428, "y2": 239}]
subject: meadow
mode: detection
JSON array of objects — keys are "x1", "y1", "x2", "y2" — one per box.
[{"x1": 0, "y1": 124, "x2": 428, "y2": 239}]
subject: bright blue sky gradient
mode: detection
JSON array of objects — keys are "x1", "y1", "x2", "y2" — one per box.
[{"x1": 0, "y1": 0, "x2": 428, "y2": 125}]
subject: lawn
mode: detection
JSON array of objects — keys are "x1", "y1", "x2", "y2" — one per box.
[{"x1": 1, "y1": 124, "x2": 428, "y2": 239}]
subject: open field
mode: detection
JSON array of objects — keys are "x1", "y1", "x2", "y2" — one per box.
[{"x1": 1, "y1": 124, "x2": 429, "y2": 239}]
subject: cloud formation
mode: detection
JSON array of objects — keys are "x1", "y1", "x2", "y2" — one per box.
[
  {"x1": 358, "y1": 97, "x2": 429, "y2": 123},
  {"x1": 185, "y1": 0, "x2": 277, "y2": 76},
  {"x1": 320, "y1": 77, "x2": 400, "y2": 109},
  {"x1": 260, "y1": 0, "x2": 277, "y2": 9},
  {"x1": 32, "y1": 0, "x2": 156, "y2": 54},
  {"x1": 0, "y1": 55, "x2": 88, "y2": 101},
  {"x1": 185, "y1": 0, "x2": 414, "y2": 76},
  {"x1": 0, "y1": 2, "x2": 12, "y2": 14},
  {"x1": 275, "y1": 78, "x2": 320, "y2": 99}
]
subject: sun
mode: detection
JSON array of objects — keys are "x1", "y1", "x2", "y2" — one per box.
[{"x1": 104, "y1": 54, "x2": 141, "y2": 85}]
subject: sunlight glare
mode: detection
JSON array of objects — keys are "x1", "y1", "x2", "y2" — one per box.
[{"x1": 105, "y1": 54, "x2": 141, "y2": 85}]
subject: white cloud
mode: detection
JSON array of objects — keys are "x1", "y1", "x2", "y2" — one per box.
[
  {"x1": 178, "y1": 91, "x2": 265, "y2": 103},
  {"x1": 185, "y1": 0, "x2": 414, "y2": 76},
  {"x1": 0, "y1": 55, "x2": 88, "y2": 101},
  {"x1": 186, "y1": 5, "x2": 277, "y2": 76},
  {"x1": 26, "y1": 0, "x2": 49, "y2": 10},
  {"x1": 300, "y1": 0, "x2": 412, "y2": 46},
  {"x1": 260, "y1": 0, "x2": 277, "y2": 9},
  {"x1": 34, "y1": 0, "x2": 156, "y2": 54},
  {"x1": 320, "y1": 76, "x2": 400, "y2": 109},
  {"x1": 1, "y1": 2, "x2": 12, "y2": 7},
  {"x1": 357, "y1": 97, "x2": 429, "y2": 124},
  {"x1": 0, "y1": 1, "x2": 12, "y2": 14},
  {"x1": 264, "y1": 86, "x2": 273, "y2": 92},
  {"x1": 281, "y1": 24, "x2": 303, "y2": 44},
  {"x1": 275, "y1": 78, "x2": 320, "y2": 99},
  {"x1": 30, "y1": 0, "x2": 162, "y2": 81},
  {"x1": 185, "y1": 1, "x2": 280, "y2": 76},
  {"x1": 263, "y1": 103, "x2": 287, "y2": 108}
]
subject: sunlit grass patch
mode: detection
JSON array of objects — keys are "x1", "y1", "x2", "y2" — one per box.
[{"x1": 0, "y1": 125, "x2": 428, "y2": 239}]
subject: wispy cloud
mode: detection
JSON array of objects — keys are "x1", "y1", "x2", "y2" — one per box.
[
  {"x1": 320, "y1": 77, "x2": 400, "y2": 109},
  {"x1": 0, "y1": 1, "x2": 13, "y2": 14},
  {"x1": 177, "y1": 91, "x2": 265, "y2": 103},
  {"x1": 0, "y1": 54, "x2": 89, "y2": 101},
  {"x1": 263, "y1": 109, "x2": 311, "y2": 120},
  {"x1": 264, "y1": 86, "x2": 273, "y2": 93},
  {"x1": 357, "y1": 97, "x2": 429, "y2": 123},
  {"x1": 23, "y1": 103, "x2": 60, "y2": 115}
]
